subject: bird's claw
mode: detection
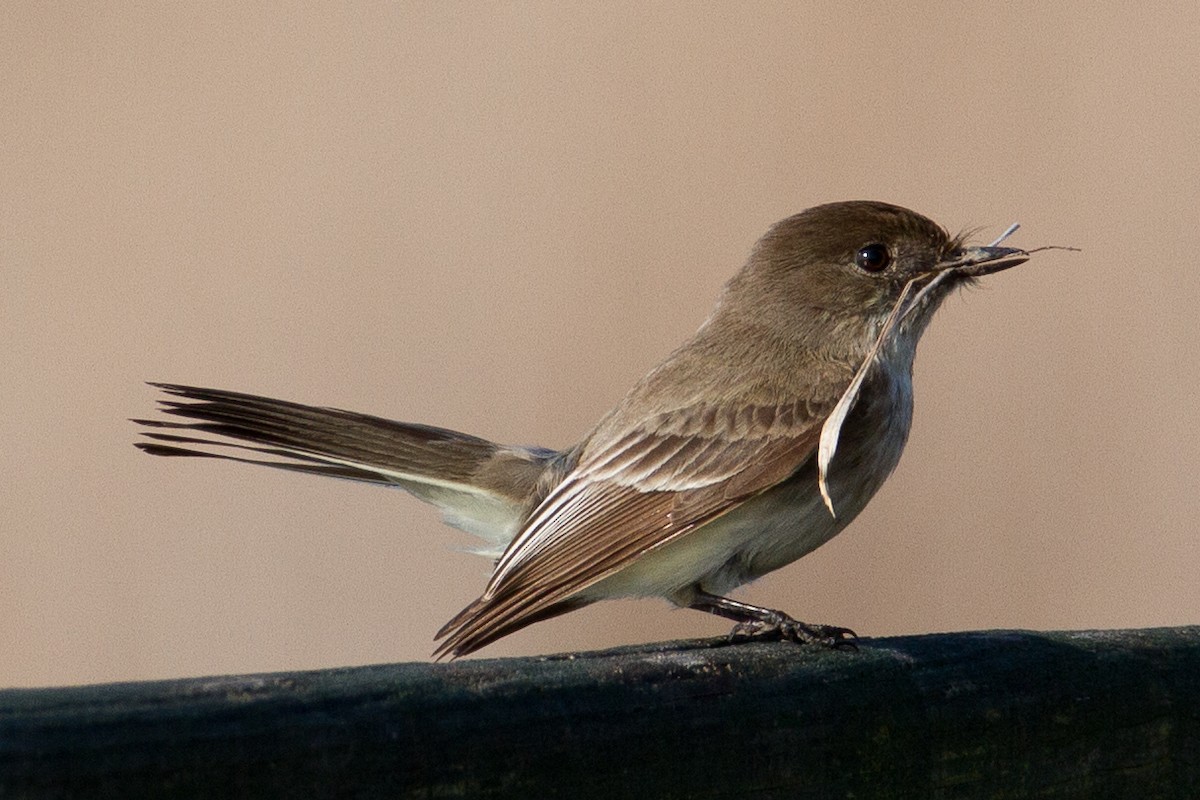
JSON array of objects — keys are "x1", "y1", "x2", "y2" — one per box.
[{"x1": 729, "y1": 617, "x2": 858, "y2": 650}]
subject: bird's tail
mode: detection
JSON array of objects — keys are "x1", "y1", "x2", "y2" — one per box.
[{"x1": 133, "y1": 383, "x2": 558, "y2": 556}]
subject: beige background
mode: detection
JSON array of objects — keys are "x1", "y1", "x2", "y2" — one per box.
[{"x1": 3, "y1": 3, "x2": 1198, "y2": 688}]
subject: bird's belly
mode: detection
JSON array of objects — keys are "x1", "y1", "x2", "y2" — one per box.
[{"x1": 584, "y1": 367, "x2": 914, "y2": 604}]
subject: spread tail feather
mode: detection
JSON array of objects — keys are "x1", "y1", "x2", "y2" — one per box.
[{"x1": 134, "y1": 383, "x2": 559, "y2": 554}]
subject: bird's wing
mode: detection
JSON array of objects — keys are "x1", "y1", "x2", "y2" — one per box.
[{"x1": 434, "y1": 397, "x2": 833, "y2": 657}]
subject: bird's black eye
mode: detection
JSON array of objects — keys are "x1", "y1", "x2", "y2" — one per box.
[{"x1": 855, "y1": 243, "x2": 891, "y2": 273}]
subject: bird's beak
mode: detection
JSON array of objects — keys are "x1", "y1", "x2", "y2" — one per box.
[{"x1": 944, "y1": 245, "x2": 1030, "y2": 277}]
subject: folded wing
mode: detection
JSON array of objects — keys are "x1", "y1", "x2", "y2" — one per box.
[{"x1": 434, "y1": 398, "x2": 830, "y2": 657}]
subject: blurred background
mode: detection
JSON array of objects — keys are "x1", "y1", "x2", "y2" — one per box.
[{"x1": 3, "y1": 3, "x2": 1197, "y2": 688}]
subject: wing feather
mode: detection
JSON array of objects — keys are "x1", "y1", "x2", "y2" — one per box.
[{"x1": 434, "y1": 398, "x2": 831, "y2": 658}]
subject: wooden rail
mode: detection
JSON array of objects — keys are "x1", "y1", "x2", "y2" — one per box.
[{"x1": 1, "y1": 627, "x2": 1197, "y2": 798}]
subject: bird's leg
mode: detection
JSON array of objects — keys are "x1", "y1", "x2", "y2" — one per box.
[{"x1": 688, "y1": 590, "x2": 857, "y2": 649}]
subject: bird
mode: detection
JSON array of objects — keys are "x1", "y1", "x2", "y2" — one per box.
[{"x1": 134, "y1": 200, "x2": 1032, "y2": 659}]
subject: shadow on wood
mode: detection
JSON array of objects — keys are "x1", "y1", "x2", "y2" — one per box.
[{"x1": 1, "y1": 627, "x2": 1197, "y2": 798}]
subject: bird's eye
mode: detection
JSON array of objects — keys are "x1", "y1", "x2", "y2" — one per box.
[{"x1": 855, "y1": 243, "x2": 891, "y2": 273}]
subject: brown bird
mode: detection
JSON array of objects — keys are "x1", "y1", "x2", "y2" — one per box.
[{"x1": 135, "y1": 201, "x2": 1031, "y2": 658}]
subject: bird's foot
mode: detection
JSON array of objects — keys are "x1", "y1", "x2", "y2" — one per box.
[
  {"x1": 729, "y1": 614, "x2": 857, "y2": 650},
  {"x1": 688, "y1": 590, "x2": 858, "y2": 650}
]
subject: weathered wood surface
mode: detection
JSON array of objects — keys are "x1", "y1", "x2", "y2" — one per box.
[{"x1": 0, "y1": 627, "x2": 1197, "y2": 799}]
